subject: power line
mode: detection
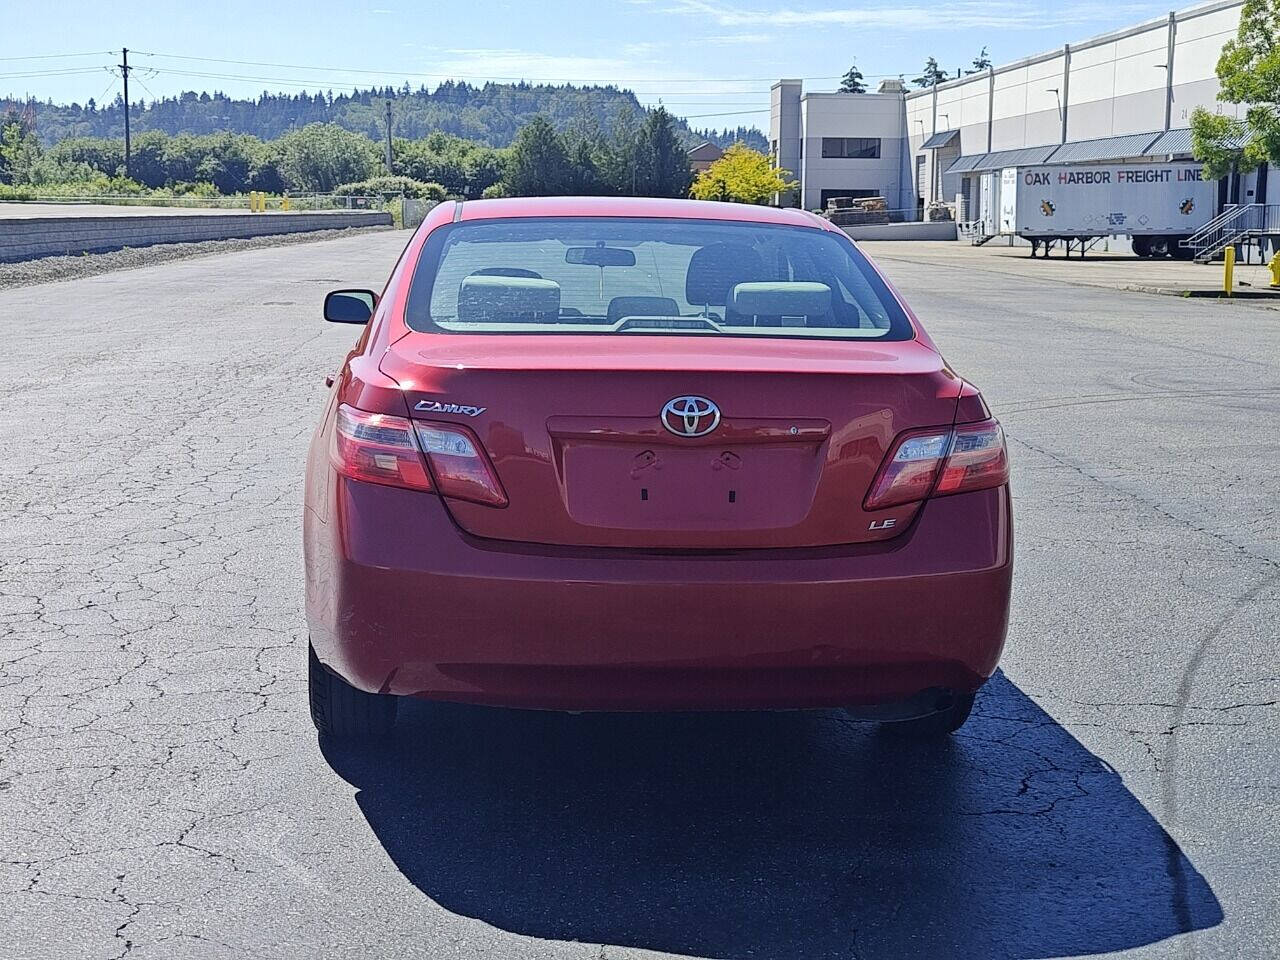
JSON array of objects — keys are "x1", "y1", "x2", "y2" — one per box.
[
  {"x1": 145, "y1": 65, "x2": 775, "y2": 99},
  {"x1": 0, "y1": 67, "x2": 108, "y2": 80},
  {"x1": 680, "y1": 108, "x2": 770, "y2": 118},
  {"x1": 0, "y1": 51, "x2": 115, "y2": 62},
  {"x1": 94, "y1": 73, "x2": 120, "y2": 106},
  {"x1": 134, "y1": 49, "x2": 854, "y2": 85}
]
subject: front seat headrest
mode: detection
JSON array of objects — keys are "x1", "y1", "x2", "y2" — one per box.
[{"x1": 685, "y1": 242, "x2": 766, "y2": 307}]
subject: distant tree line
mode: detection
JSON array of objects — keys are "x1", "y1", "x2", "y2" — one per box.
[
  {"x1": 2, "y1": 81, "x2": 767, "y2": 153},
  {"x1": 0, "y1": 106, "x2": 710, "y2": 201}
]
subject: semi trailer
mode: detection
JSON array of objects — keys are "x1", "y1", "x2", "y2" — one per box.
[{"x1": 987, "y1": 161, "x2": 1217, "y2": 258}]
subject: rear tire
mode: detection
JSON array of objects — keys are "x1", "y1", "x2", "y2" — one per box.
[
  {"x1": 880, "y1": 691, "x2": 976, "y2": 737},
  {"x1": 308, "y1": 643, "x2": 398, "y2": 739},
  {"x1": 1131, "y1": 236, "x2": 1152, "y2": 258}
]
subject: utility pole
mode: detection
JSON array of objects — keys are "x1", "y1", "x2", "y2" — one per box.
[
  {"x1": 384, "y1": 100, "x2": 394, "y2": 174},
  {"x1": 119, "y1": 48, "x2": 132, "y2": 179}
]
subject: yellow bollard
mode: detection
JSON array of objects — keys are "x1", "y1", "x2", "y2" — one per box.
[
  {"x1": 281, "y1": 194, "x2": 291, "y2": 212},
  {"x1": 1269, "y1": 251, "x2": 1280, "y2": 289},
  {"x1": 248, "y1": 191, "x2": 258, "y2": 212},
  {"x1": 1223, "y1": 245, "x2": 1235, "y2": 297}
]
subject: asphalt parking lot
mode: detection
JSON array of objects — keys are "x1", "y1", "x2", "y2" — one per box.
[{"x1": 1, "y1": 232, "x2": 1276, "y2": 959}]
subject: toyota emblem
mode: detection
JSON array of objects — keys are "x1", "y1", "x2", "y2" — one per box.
[{"x1": 661, "y1": 396, "x2": 721, "y2": 438}]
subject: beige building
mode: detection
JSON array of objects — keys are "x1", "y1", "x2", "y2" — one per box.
[{"x1": 773, "y1": 0, "x2": 1264, "y2": 221}]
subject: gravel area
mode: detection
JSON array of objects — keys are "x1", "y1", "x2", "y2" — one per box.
[{"x1": 0, "y1": 225, "x2": 396, "y2": 290}]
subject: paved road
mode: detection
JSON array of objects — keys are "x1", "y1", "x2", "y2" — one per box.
[{"x1": 1, "y1": 233, "x2": 1276, "y2": 959}]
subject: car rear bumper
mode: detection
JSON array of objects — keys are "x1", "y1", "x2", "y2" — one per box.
[{"x1": 305, "y1": 478, "x2": 1013, "y2": 710}]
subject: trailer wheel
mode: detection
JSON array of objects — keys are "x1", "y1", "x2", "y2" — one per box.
[
  {"x1": 1131, "y1": 236, "x2": 1152, "y2": 258},
  {"x1": 1148, "y1": 237, "x2": 1171, "y2": 258}
]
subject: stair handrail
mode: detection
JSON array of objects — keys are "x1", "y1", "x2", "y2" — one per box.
[
  {"x1": 1184, "y1": 204, "x2": 1266, "y2": 261},
  {"x1": 1181, "y1": 203, "x2": 1255, "y2": 249}
]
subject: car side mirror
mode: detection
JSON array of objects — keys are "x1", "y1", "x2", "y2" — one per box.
[{"x1": 324, "y1": 289, "x2": 377, "y2": 324}]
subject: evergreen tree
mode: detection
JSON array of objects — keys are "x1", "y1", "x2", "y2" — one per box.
[
  {"x1": 632, "y1": 107, "x2": 692, "y2": 198},
  {"x1": 839, "y1": 62, "x2": 867, "y2": 94},
  {"x1": 504, "y1": 115, "x2": 571, "y2": 196},
  {"x1": 913, "y1": 57, "x2": 948, "y2": 89},
  {"x1": 966, "y1": 47, "x2": 992, "y2": 75}
]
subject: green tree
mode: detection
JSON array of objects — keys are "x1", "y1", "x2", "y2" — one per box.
[
  {"x1": 594, "y1": 106, "x2": 640, "y2": 194},
  {"x1": 1190, "y1": 0, "x2": 1280, "y2": 179},
  {"x1": 966, "y1": 47, "x2": 992, "y2": 75},
  {"x1": 632, "y1": 107, "x2": 692, "y2": 198},
  {"x1": 46, "y1": 136, "x2": 125, "y2": 178},
  {"x1": 913, "y1": 57, "x2": 948, "y2": 89},
  {"x1": 275, "y1": 123, "x2": 378, "y2": 191},
  {"x1": 690, "y1": 144, "x2": 797, "y2": 204},
  {"x1": 564, "y1": 135, "x2": 606, "y2": 195},
  {"x1": 504, "y1": 115, "x2": 571, "y2": 196},
  {"x1": 839, "y1": 62, "x2": 867, "y2": 94},
  {"x1": 0, "y1": 107, "x2": 43, "y2": 185}
]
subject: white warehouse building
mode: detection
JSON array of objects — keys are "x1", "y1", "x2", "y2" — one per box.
[{"x1": 770, "y1": 0, "x2": 1264, "y2": 225}]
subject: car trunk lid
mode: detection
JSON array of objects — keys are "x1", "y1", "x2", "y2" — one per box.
[{"x1": 380, "y1": 334, "x2": 962, "y2": 549}]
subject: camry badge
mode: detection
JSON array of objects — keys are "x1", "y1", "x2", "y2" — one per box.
[
  {"x1": 415, "y1": 400, "x2": 486, "y2": 417},
  {"x1": 661, "y1": 396, "x2": 721, "y2": 438}
]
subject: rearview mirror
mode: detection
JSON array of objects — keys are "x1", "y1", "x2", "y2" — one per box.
[
  {"x1": 565, "y1": 245, "x2": 636, "y2": 267},
  {"x1": 324, "y1": 289, "x2": 377, "y2": 324}
]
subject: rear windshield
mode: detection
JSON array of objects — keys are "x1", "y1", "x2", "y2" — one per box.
[{"x1": 404, "y1": 216, "x2": 914, "y2": 340}]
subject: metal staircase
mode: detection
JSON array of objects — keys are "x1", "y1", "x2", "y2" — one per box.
[
  {"x1": 958, "y1": 218, "x2": 997, "y2": 245},
  {"x1": 1181, "y1": 204, "x2": 1280, "y2": 262}
]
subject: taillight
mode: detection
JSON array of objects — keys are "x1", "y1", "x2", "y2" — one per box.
[
  {"x1": 934, "y1": 419, "x2": 1009, "y2": 496},
  {"x1": 864, "y1": 418, "x2": 1008, "y2": 511},
  {"x1": 413, "y1": 421, "x2": 508, "y2": 507},
  {"x1": 332, "y1": 405, "x2": 432, "y2": 491},
  {"x1": 330, "y1": 404, "x2": 507, "y2": 506}
]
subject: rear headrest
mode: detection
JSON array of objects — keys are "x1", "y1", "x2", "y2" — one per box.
[
  {"x1": 458, "y1": 275, "x2": 561, "y2": 323},
  {"x1": 606, "y1": 296, "x2": 680, "y2": 324},
  {"x1": 685, "y1": 242, "x2": 766, "y2": 306},
  {"x1": 472, "y1": 266, "x2": 543, "y2": 279},
  {"x1": 729, "y1": 282, "x2": 832, "y2": 318}
]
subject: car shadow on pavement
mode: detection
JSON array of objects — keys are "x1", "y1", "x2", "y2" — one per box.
[{"x1": 321, "y1": 670, "x2": 1222, "y2": 959}]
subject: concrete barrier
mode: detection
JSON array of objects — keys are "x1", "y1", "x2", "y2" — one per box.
[
  {"x1": 841, "y1": 221, "x2": 958, "y2": 241},
  {"x1": 0, "y1": 210, "x2": 392, "y2": 262}
]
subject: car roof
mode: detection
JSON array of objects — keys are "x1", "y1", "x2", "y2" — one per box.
[{"x1": 457, "y1": 195, "x2": 833, "y2": 230}]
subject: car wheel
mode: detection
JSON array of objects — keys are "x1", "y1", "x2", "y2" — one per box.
[
  {"x1": 880, "y1": 691, "x2": 976, "y2": 737},
  {"x1": 308, "y1": 642, "x2": 398, "y2": 738}
]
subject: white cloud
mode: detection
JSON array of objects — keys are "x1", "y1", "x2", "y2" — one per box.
[
  {"x1": 621, "y1": 42, "x2": 665, "y2": 59},
  {"x1": 656, "y1": 0, "x2": 1165, "y2": 31},
  {"x1": 701, "y1": 33, "x2": 770, "y2": 45},
  {"x1": 432, "y1": 47, "x2": 761, "y2": 95}
]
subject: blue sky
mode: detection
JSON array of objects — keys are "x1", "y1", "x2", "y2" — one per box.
[{"x1": 4, "y1": 0, "x2": 1174, "y2": 128}]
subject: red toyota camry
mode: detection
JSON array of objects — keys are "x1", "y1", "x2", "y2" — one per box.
[{"x1": 304, "y1": 197, "x2": 1012, "y2": 739}]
